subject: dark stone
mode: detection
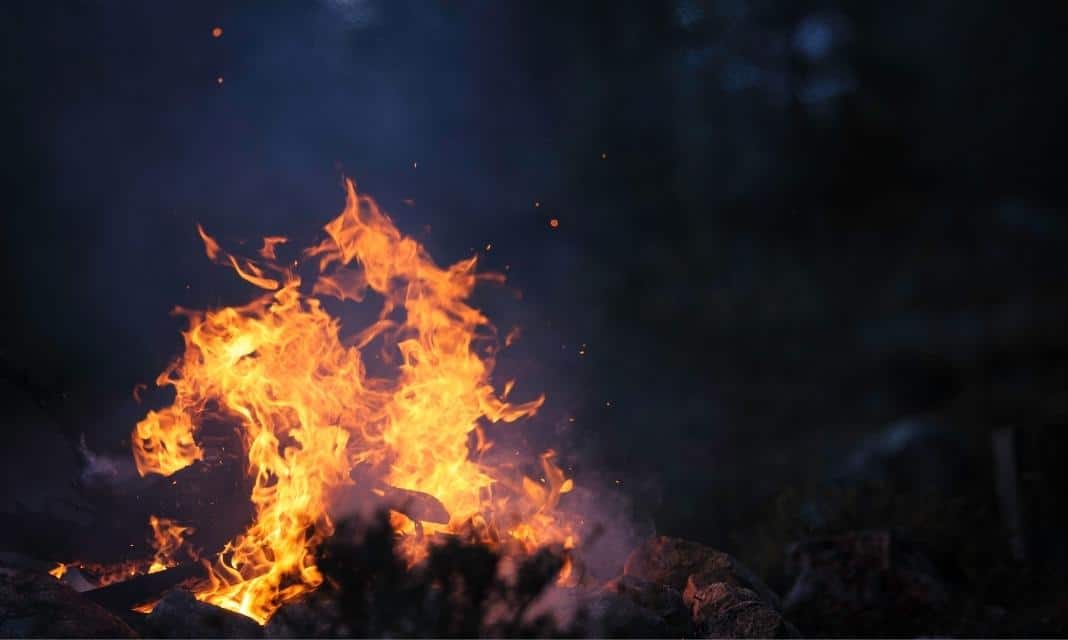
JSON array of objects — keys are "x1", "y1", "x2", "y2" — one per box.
[
  {"x1": 584, "y1": 591, "x2": 674, "y2": 638},
  {"x1": 143, "y1": 589, "x2": 263, "y2": 638},
  {"x1": 600, "y1": 574, "x2": 692, "y2": 637},
  {"x1": 264, "y1": 591, "x2": 346, "y2": 638},
  {"x1": 0, "y1": 565, "x2": 137, "y2": 638},
  {"x1": 783, "y1": 529, "x2": 950, "y2": 636},
  {"x1": 687, "y1": 581, "x2": 799, "y2": 639},
  {"x1": 624, "y1": 536, "x2": 782, "y2": 610}
]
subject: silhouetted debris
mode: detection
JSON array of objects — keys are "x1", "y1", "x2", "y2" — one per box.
[
  {"x1": 7, "y1": 513, "x2": 817, "y2": 638},
  {"x1": 624, "y1": 536, "x2": 782, "y2": 610},
  {"x1": 0, "y1": 564, "x2": 137, "y2": 638},
  {"x1": 142, "y1": 589, "x2": 263, "y2": 639},
  {"x1": 312, "y1": 511, "x2": 580, "y2": 637},
  {"x1": 783, "y1": 529, "x2": 950, "y2": 636},
  {"x1": 346, "y1": 467, "x2": 451, "y2": 525}
]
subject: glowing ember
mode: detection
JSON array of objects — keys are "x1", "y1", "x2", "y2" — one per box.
[
  {"x1": 211, "y1": 27, "x2": 223, "y2": 38},
  {"x1": 131, "y1": 179, "x2": 577, "y2": 623},
  {"x1": 48, "y1": 563, "x2": 67, "y2": 579}
]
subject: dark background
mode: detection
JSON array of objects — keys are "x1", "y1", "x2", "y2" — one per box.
[{"x1": 2, "y1": 0, "x2": 1067, "y2": 614}]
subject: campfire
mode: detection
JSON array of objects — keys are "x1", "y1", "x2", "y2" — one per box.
[
  {"x1": 7, "y1": 180, "x2": 812, "y2": 639},
  {"x1": 52, "y1": 179, "x2": 579, "y2": 625}
]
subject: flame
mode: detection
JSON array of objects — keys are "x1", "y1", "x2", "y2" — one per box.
[
  {"x1": 147, "y1": 515, "x2": 196, "y2": 574},
  {"x1": 131, "y1": 179, "x2": 576, "y2": 623},
  {"x1": 259, "y1": 236, "x2": 288, "y2": 260},
  {"x1": 49, "y1": 516, "x2": 195, "y2": 587}
]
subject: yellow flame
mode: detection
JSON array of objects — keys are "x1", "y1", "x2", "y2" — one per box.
[
  {"x1": 147, "y1": 515, "x2": 195, "y2": 574},
  {"x1": 131, "y1": 180, "x2": 576, "y2": 623}
]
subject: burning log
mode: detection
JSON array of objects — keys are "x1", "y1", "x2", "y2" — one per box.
[
  {"x1": 380, "y1": 485, "x2": 451, "y2": 525},
  {"x1": 82, "y1": 563, "x2": 204, "y2": 613},
  {"x1": 344, "y1": 468, "x2": 451, "y2": 526}
]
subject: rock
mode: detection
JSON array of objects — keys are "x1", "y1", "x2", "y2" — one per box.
[
  {"x1": 600, "y1": 575, "x2": 691, "y2": 637},
  {"x1": 783, "y1": 529, "x2": 950, "y2": 636},
  {"x1": 688, "y1": 582, "x2": 799, "y2": 639},
  {"x1": 264, "y1": 592, "x2": 346, "y2": 638},
  {"x1": 584, "y1": 591, "x2": 675, "y2": 638},
  {"x1": 624, "y1": 536, "x2": 782, "y2": 610},
  {"x1": 144, "y1": 589, "x2": 263, "y2": 638},
  {"x1": 0, "y1": 565, "x2": 137, "y2": 638}
]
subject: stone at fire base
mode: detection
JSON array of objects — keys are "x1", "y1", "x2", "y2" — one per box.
[
  {"x1": 264, "y1": 591, "x2": 346, "y2": 638},
  {"x1": 623, "y1": 536, "x2": 797, "y2": 638},
  {"x1": 0, "y1": 565, "x2": 137, "y2": 638},
  {"x1": 624, "y1": 536, "x2": 783, "y2": 610},
  {"x1": 685, "y1": 581, "x2": 800, "y2": 639},
  {"x1": 599, "y1": 574, "x2": 692, "y2": 637},
  {"x1": 143, "y1": 589, "x2": 263, "y2": 638},
  {"x1": 583, "y1": 591, "x2": 678, "y2": 638},
  {"x1": 782, "y1": 529, "x2": 951, "y2": 636}
]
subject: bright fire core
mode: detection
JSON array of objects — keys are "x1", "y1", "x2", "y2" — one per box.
[{"x1": 131, "y1": 180, "x2": 576, "y2": 623}]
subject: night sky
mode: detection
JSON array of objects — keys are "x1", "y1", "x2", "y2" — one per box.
[{"x1": 2, "y1": 0, "x2": 1067, "y2": 567}]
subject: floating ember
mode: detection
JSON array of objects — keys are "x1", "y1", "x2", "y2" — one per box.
[{"x1": 125, "y1": 180, "x2": 577, "y2": 623}]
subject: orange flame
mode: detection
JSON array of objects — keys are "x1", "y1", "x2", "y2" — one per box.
[
  {"x1": 147, "y1": 515, "x2": 196, "y2": 574},
  {"x1": 258, "y1": 236, "x2": 288, "y2": 260},
  {"x1": 50, "y1": 516, "x2": 195, "y2": 587},
  {"x1": 131, "y1": 179, "x2": 576, "y2": 623}
]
